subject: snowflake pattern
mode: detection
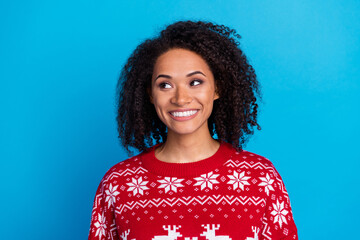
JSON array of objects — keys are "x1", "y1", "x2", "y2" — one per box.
[
  {"x1": 105, "y1": 183, "x2": 120, "y2": 208},
  {"x1": 94, "y1": 212, "x2": 107, "y2": 239},
  {"x1": 258, "y1": 173, "x2": 275, "y2": 196},
  {"x1": 227, "y1": 170, "x2": 250, "y2": 190},
  {"x1": 194, "y1": 171, "x2": 219, "y2": 190},
  {"x1": 126, "y1": 177, "x2": 149, "y2": 196},
  {"x1": 271, "y1": 199, "x2": 289, "y2": 228},
  {"x1": 158, "y1": 177, "x2": 184, "y2": 193}
]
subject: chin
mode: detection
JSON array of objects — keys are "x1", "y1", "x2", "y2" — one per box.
[
  {"x1": 167, "y1": 123, "x2": 206, "y2": 136},
  {"x1": 169, "y1": 128, "x2": 197, "y2": 136}
]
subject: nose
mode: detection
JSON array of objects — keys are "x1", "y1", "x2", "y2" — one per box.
[{"x1": 170, "y1": 86, "x2": 192, "y2": 106}]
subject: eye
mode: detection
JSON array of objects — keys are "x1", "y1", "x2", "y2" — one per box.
[
  {"x1": 159, "y1": 82, "x2": 172, "y2": 89},
  {"x1": 190, "y1": 79, "x2": 203, "y2": 86}
]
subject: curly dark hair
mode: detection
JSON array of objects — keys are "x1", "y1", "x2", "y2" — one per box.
[{"x1": 116, "y1": 20, "x2": 261, "y2": 155}]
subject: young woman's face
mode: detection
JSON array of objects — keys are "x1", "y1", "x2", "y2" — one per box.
[{"x1": 150, "y1": 48, "x2": 219, "y2": 137}]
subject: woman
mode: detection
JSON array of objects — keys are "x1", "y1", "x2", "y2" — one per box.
[{"x1": 88, "y1": 20, "x2": 298, "y2": 240}]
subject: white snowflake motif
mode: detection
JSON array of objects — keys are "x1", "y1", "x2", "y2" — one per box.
[
  {"x1": 158, "y1": 177, "x2": 184, "y2": 193},
  {"x1": 105, "y1": 183, "x2": 120, "y2": 208},
  {"x1": 271, "y1": 199, "x2": 289, "y2": 228},
  {"x1": 94, "y1": 212, "x2": 107, "y2": 239},
  {"x1": 258, "y1": 173, "x2": 275, "y2": 196},
  {"x1": 227, "y1": 170, "x2": 250, "y2": 190},
  {"x1": 126, "y1": 176, "x2": 149, "y2": 196},
  {"x1": 194, "y1": 171, "x2": 219, "y2": 190}
]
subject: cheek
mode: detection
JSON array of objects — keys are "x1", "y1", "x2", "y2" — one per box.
[
  {"x1": 198, "y1": 89, "x2": 217, "y2": 105},
  {"x1": 200, "y1": 94, "x2": 217, "y2": 115},
  {"x1": 152, "y1": 98, "x2": 169, "y2": 118}
]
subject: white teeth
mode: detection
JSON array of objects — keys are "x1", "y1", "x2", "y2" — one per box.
[{"x1": 171, "y1": 110, "x2": 198, "y2": 117}]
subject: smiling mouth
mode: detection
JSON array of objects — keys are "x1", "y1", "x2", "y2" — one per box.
[{"x1": 170, "y1": 110, "x2": 198, "y2": 117}]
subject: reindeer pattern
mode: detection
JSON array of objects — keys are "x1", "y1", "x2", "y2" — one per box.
[
  {"x1": 199, "y1": 224, "x2": 232, "y2": 240},
  {"x1": 120, "y1": 224, "x2": 259, "y2": 240},
  {"x1": 152, "y1": 225, "x2": 183, "y2": 240},
  {"x1": 120, "y1": 229, "x2": 135, "y2": 240},
  {"x1": 245, "y1": 227, "x2": 259, "y2": 240}
]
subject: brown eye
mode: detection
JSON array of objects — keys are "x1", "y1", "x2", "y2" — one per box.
[
  {"x1": 190, "y1": 79, "x2": 203, "y2": 86},
  {"x1": 159, "y1": 82, "x2": 171, "y2": 89}
]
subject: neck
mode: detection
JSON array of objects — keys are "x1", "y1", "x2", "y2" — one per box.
[{"x1": 155, "y1": 127, "x2": 220, "y2": 163}]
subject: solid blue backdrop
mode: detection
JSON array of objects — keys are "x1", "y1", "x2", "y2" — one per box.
[{"x1": 1, "y1": 0, "x2": 359, "y2": 239}]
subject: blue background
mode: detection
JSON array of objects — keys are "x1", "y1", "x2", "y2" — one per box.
[{"x1": 1, "y1": 0, "x2": 359, "y2": 239}]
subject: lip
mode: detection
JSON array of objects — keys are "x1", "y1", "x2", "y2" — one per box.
[{"x1": 168, "y1": 109, "x2": 199, "y2": 121}]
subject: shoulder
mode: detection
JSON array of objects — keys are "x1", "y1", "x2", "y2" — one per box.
[
  {"x1": 225, "y1": 147, "x2": 284, "y2": 183},
  {"x1": 98, "y1": 152, "x2": 148, "y2": 187},
  {"x1": 229, "y1": 149, "x2": 291, "y2": 197},
  {"x1": 227, "y1": 147, "x2": 276, "y2": 170}
]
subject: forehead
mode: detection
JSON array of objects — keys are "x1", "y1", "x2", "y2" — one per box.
[{"x1": 152, "y1": 48, "x2": 213, "y2": 77}]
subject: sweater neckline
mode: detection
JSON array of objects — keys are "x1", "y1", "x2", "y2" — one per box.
[{"x1": 141, "y1": 141, "x2": 235, "y2": 178}]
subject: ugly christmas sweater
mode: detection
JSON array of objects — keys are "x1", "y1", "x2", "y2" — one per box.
[{"x1": 88, "y1": 142, "x2": 298, "y2": 240}]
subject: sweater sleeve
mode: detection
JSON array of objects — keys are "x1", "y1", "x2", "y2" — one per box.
[
  {"x1": 261, "y1": 163, "x2": 298, "y2": 240},
  {"x1": 88, "y1": 174, "x2": 120, "y2": 240}
]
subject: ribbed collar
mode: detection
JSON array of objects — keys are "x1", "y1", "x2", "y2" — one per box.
[{"x1": 140, "y1": 141, "x2": 235, "y2": 178}]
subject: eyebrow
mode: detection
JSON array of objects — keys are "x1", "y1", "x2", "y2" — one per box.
[
  {"x1": 187, "y1": 71, "x2": 206, "y2": 77},
  {"x1": 154, "y1": 71, "x2": 206, "y2": 81}
]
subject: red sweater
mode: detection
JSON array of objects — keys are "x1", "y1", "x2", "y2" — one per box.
[{"x1": 88, "y1": 142, "x2": 298, "y2": 240}]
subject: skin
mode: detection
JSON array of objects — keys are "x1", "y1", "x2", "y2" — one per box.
[{"x1": 150, "y1": 48, "x2": 220, "y2": 163}]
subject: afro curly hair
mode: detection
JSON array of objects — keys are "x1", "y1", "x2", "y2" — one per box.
[{"x1": 116, "y1": 20, "x2": 261, "y2": 155}]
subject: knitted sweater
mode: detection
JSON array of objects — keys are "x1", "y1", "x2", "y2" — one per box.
[{"x1": 88, "y1": 142, "x2": 298, "y2": 240}]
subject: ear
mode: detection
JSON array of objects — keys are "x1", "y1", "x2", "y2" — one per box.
[
  {"x1": 147, "y1": 86, "x2": 154, "y2": 104},
  {"x1": 214, "y1": 87, "x2": 220, "y2": 100}
]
